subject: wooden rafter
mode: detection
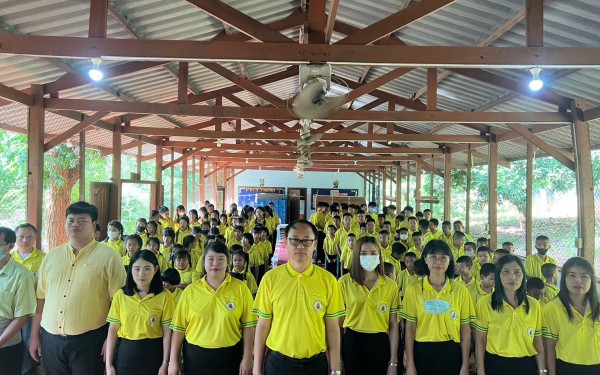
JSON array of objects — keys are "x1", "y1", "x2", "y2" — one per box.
[
  {"x1": 507, "y1": 123, "x2": 575, "y2": 171},
  {"x1": 307, "y1": 0, "x2": 327, "y2": 44},
  {"x1": 0, "y1": 83, "x2": 33, "y2": 105},
  {"x1": 44, "y1": 111, "x2": 109, "y2": 152},
  {"x1": 89, "y1": 0, "x2": 108, "y2": 38},
  {"x1": 324, "y1": 0, "x2": 340, "y2": 44},
  {"x1": 343, "y1": 68, "x2": 413, "y2": 104},
  {"x1": 526, "y1": 0, "x2": 544, "y2": 47}
]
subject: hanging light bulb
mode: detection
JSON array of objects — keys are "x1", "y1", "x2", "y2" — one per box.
[
  {"x1": 88, "y1": 57, "x2": 104, "y2": 81},
  {"x1": 216, "y1": 139, "x2": 222, "y2": 147},
  {"x1": 528, "y1": 67, "x2": 543, "y2": 91}
]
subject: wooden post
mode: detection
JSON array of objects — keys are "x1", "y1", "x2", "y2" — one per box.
[
  {"x1": 405, "y1": 169, "x2": 410, "y2": 207},
  {"x1": 382, "y1": 167, "x2": 387, "y2": 209},
  {"x1": 199, "y1": 157, "x2": 205, "y2": 204},
  {"x1": 212, "y1": 163, "x2": 218, "y2": 204},
  {"x1": 429, "y1": 172, "x2": 434, "y2": 211},
  {"x1": 178, "y1": 62, "x2": 189, "y2": 104},
  {"x1": 488, "y1": 133, "x2": 499, "y2": 249},
  {"x1": 79, "y1": 130, "x2": 86, "y2": 201},
  {"x1": 136, "y1": 137, "x2": 142, "y2": 178},
  {"x1": 427, "y1": 68, "x2": 438, "y2": 110},
  {"x1": 26, "y1": 84, "x2": 44, "y2": 238},
  {"x1": 526, "y1": 142, "x2": 534, "y2": 256},
  {"x1": 364, "y1": 168, "x2": 368, "y2": 199},
  {"x1": 395, "y1": 164, "x2": 402, "y2": 210},
  {"x1": 154, "y1": 142, "x2": 163, "y2": 208},
  {"x1": 182, "y1": 156, "x2": 188, "y2": 207},
  {"x1": 191, "y1": 156, "x2": 196, "y2": 208},
  {"x1": 170, "y1": 148, "x2": 174, "y2": 210},
  {"x1": 444, "y1": 150, "x2": 452, "y2": 221},
  {"x1": 415, "y1": 159, "x2": 422, "y2": 212},
  {"x1": 466, "y1": 147, "x2": 472, "y2": 233},
  {"x1": 111, "y1": 124, "x2": 122, "y2": 219},
  {"x1": 571, "y1": 100, "x2": 595, "y2": 262}
]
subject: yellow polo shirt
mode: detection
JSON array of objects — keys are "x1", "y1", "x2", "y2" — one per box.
[
  {"x1": 171, "y1": 287, "x2": 182, "y2": 306},
  {"x1": 474, "y1": 294, "x2": 543, "y2": 357},
  {"x1": 106, "y1": 239, "x2": 126, "y2": 257},
  {"x1": 309, "y1": 211, "x2": 327, "y2": 231},
  {"x1": 543, "y1": 297, "x2": 600, "y2": 365},
  {"x1": 323, "y1": 236, "x2": 337, "y2": 256},
  {"x1": 253, "y1": 262, "x2": 346, "y2": 358},
  {"x1": 334, "y1": 226, "x2": 358, "y2": 249},
  {"x1": 159, "y1": 217, "x2": 175, "y2": 231},
  {"x1": 107, "y1": 289, "x2": 174, "y2": 340},
  {"x1": 244, "y1": 271, "x2": 258, "y2": 295},
  {"x1": 0, "y1": 258, "x2": 36, "y2": 347},
  {"x1": 11, "y1": 248, "x2": 45, "y2": 285},
  {"x1": 175, "y1": 227, "x2": 193, "y2": 245},
  {"x1": 139, "y1": 232, "x2": 148, "y2": 247},
  {"x1": 400, "y1": 277, "x2": 475, "y2": 343},
  {"x1": 171, "y1": 275, "x2": 257, "y2": 348},
  {"x1": 340, "y1": 244, "x2": 353, "y2": 270},
  {"x1": 540, "y1": 283, "x2": 559, "y2": 305},
  {"x1": 384, "y1": 255, "x2": 402, "y2": 280},
  {"x1": 227, "y1": 238, "x2": 242, "y2": 251},
  {"x1": 380, "y1": 243, "x2": 392, "y2": 258},
  {"x1": 246, "y1": 245, "x2": 263, "y2": 268},
  {"x1": 177, "y1": 266, "x2": 199, "y2": 285},
  {"x1": 524, "y1": 254, "x2": 557, "y2": 281},
  {"x1": 398, "y1": 269, "x2": 420, "y2": 298},
  {"x1": 37, "y1": 240, "x2": 126, "y2": 335},
  {"x1": 339, "y1": 274, "x2": 399, "y2": 333},
  {"x1": 407, "y1": 246, "x2": 423, "y2": 259},
  {"x1": 468, "y1": 283, "x2": 492, "y2": 306}
]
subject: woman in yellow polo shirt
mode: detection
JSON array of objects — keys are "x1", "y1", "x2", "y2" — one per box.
[
  {"x1": 169, "y1": 242, "x2": 256, "y2": 375},
  {"x1": 105, "y1": 220, "x2": 126, "y2": 256},
  {"x1": 106, "y1": 250, "x2": 174, "y2": 375},
  {"x1": 339, "y1": 236, "x2": 400, "y2": 375},
  {"x1": 543, "y1": 257, "x2": 600, "y2": 374},
  {"x1": 400, "y1": 240, "x2": 475, "y2": 375},
  {"x1": 474, "y1": 255, "x2": 546, "y2": 375}
]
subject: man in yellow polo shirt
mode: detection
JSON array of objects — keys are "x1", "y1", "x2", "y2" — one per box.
[
  {"x1": 253, "y1": 220, "x2": 346, "y2": 375},
  {"x1": 29, "y1": 202, "x2": 126, "y2": 375},
  {"x1": 0, "y1": 227, "x2": 36, "y2": 375},
  {"x1": 12, "y1": 223, "x2": 45, "y2": 375}
]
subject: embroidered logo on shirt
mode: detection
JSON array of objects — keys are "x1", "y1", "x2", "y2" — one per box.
[
  {"x1": 379, "y1": 304, "x2": 388, "y2": 313},
  {"x1": 450, "y1": 311, "x2": 458, "y2": 321},
  {"x1": 527, "y1": 327, "x2": 534, "y2": 337},
  {"x1": 313, "y1": 300, "x2": 323, "y2": 312},
  {"x1": 226, "y1": 301, "x2": 236, "y2": 310},
  {"x1": 149, "y1": 315, "x2": 157, "y2": 326}
]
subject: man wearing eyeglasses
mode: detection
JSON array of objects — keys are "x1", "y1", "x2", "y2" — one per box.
[
  {"x1": 253, "y1": 219, "x2": 346, "y2": 375},
  {"x1": 29, "y1": 202, "x2": 126, "y2": 375},
  {"x1": 0, "y1": 227, "x2": 36, "y2": 375}
]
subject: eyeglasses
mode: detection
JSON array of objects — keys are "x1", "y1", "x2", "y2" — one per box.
[
  {"x1": 426, "y1": 254, "x2": 451, "y2": 263},
  {"x1": 287, "y1": 238, "x2": 316, "y2": 246}
]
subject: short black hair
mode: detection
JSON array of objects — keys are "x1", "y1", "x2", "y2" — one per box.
[
  {"x1": 392, "y1": 242, "x2": 407, "y2": 255},
  {"x1": 147, "y1": 236, "x2": 161, "y2": 247},
  {"x1": 284, "y1": 219, "x2": 318, "y2": 240},
  {"x1": 383, "y1": 262, "x2": 395, "y2": 276},
  {"x1": 477, "y1": 237, "x2": 488, "y2": 243},
  {"x1": 477, "y1": 246, "x2": 492, "y2": 255},
  {"x1": 66, "y1": 201, "x2": 98, "y2": 222},
  {"x1": 161, "y1": 268, "x2": 181, "y2": 286},
  {"x1": 183, "y1": 235, "x2": 196, "y2": 249},
  {"x1": 456, "y1": 255, "x2": 473, "y2": 268},
  {"x1": 422, "y1": 240, "x2": 455, "y2": 279},
  {"x1": 502, "y1": 241, "x2": 514, "y2": 247},
  {"x1": 494, "y1": 248, "x2": 510, "y2": 256},
  {"x1": 535, "y1": 235, "x2": 549, "y2": 242},
  {"x1": 172, "y1": 249, "x2": 191, "y2": 268},
  {"x1": 480, "y1": 263, "x2": 496, "y2": 278},
  {"x1": 242, "y1": 232, "x2": 254, "y2": 246},
  {"x1": 125, "y1": 234, "x2": 143, "y2": 249},
  {"x1": 541, "y1": 263, "x2": 558, "y2": 278},
  {"x1": 163, "y1": 228, "x2": 175, "y2": 239},
  {"x1": 418, "y1": 219, "x2": 429, "y2": 228},
  {"x1": 527, "y1": 277, "x2": 545, "y2": 292},
  {"x1": 404, "y1": 251, "x2": 417, "y2": 259},
  {"x1": 0, "y1": 227, "x2": 16, "y2": 244},
  {"x1": 15, "y1": 223, "x2": 37, "y2": 234},
  {"x1": 123, "y1": 250, "x2": 163, "y2": 296},
  {"x1": 430, "y1": 218, "x2": 439, "y2": 227}
]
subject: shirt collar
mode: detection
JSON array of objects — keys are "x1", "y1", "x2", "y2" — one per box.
[
  {"x1": 423, "y1": 276, "x2": 451, "y2": 293},
  {"x1": 0, "y1": 256, "x2": 15, "y2": 275},
  {"x1": 67, "y1": 240, "x2": 97, "y2": 257},
  {"x1": 285, "y1": 262, "x2": 315, "y2": 277},
  {"x1": 200, "y1": 273, "x2": 232, "y2": 289}
]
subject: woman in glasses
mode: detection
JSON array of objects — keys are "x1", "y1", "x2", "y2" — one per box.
[
  {"x1": 401, "y1": 240, "x2": 475, "y2": 375},
  {"x1": 339, "y1": 236, "x2": 400, "y2": 375},
  {"x1": 474, "y1": 255, "x2": 546, "y2": 375}
]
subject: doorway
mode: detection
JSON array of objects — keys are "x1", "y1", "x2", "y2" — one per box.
[{"x1": 287, "y1": 187, "x2": 307, "y2": 222}]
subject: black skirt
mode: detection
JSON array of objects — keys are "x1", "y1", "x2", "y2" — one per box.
[
  {"x1": 183, "y1": 340, "x2": 242, "y2": 375},
  {"x1": 114, "y1": 337, "x2": 163, "y2": 374},
  {"x1": 414, "y1": 341, "x2": 462, "y2": 374},
  {"x1": 343, "y1": 329, "x2": 390, "y2": 375},
  {"x1": 557, "y1": 359, "x2": 600, "y2": 375},
  {"x1": 484, "y1": 352, "x2": 537, "y2": 375}
]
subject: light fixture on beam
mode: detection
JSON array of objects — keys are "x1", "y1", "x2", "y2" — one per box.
[
  {"x1": 528, "y1": 67, "x2": 543, "y2": 91},
  {"x1": 216, "y1": 139, "x2": 222, "y2": 147},
  {"x1": 88, "y1": 57, "x2": 104, "y2": 81}
]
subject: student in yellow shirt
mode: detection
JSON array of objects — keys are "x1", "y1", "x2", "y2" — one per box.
[
  {"x1": 231, "y1": 247, "x2": 258, "y2": 297},
  {"x1": 418, "y1": 219, "x2": 433, "y2": 245},
  {"x1": 259, "y1": 227, "x2": 273, "y2": 268},
  {"x1": 135, "y1": 218, "x2": 149, "y2": 247},
  {"x1": 453, "y1": 221, "x2": 474, "y2": 243},
  {"x1": 174, "y1": 216, "x2": 192, "y2": 245},
  {"x1": 323, "y1": 224, "x2": 338, "y2": 276},
  {"x1": 146, "y1": 236, "x2": 168, "y2": 272},
  {"x1": 384, "y1": 262, "x2": 397, "y2": 282},
  {"x1": 440, "y1": 220, "x2": 453, "y2": 244},
  {"x1": 122, "y1": 234, "x2": 142, "y2": 272},
  {"x1": 172, "y1": 250, "x2": 199, "y2": 289},
  {"x1": 160, "y1": 228, "x2": 176, "y2": 264},
  {"x1": 378, "y1": 230, "x2": 392, "y2": 258},
  {"x1": 525, "y1": 235, "x2": 557, "y2": 281},
  {"x1": 338, "y1": 236, "x2": 400, "y2": 375},
  {"x1": 408, "y1": 231, "x2": 425, "y2": 259},
  {"x1": 252, "y1": 227, "x2": 267, "y2": 283},
  {"x1": 169, "y1": 242, "x2": 256, "y2": 375},
  {"x1": 341, "y1": 233, "x2": 357, "y2": 275},
  {"x1": 474, "y1": 255, "x2": 546, "y2": 375},
  {"x1": 470, "y1": 263, "x2": 495, "y2": 306},
  {"x1": 456, "y1": 255, "x2": 476, "y2": 290},
  {"x1": 182, "y1": 235, "x2": 200, "y2": 269},
  {"x1": 242, "y1": 233, "x2": 262, "y2": 283},
  {"x1": 395, "y1": 227, "x2": 411, "y2": 255},
  {"x1": 398, "y1": 251, "x2": 419, "y2": 298},
  {"x1": 449, "y1": 231, "x2": 466, "y2": 261},
  {"x1": 146, "y1": 220, "x2": 160, "y2": 241},
  {"x1": 472, "y1": 246, "x2": 493, "y2": 283},
  {"x1": 422, "y1": 209, "x2": 433, "y2": 221},
  {"x1": 161, "y1": 268, "x2": 182, "y2": 307},
  {"x1": 149, "y1": 210, "x2": 163, "y2": 236},
  {"x1": 401, "y1": 240, "x2": 475, "y2": 375},
  {"x1": 105, "y1": 250, "x2": 173, "y2": 375},
  {"x1": 501, "y1": 241, "x2": 515, "y2": 254},
  {"x1": 173, "y1": 205, "x2": 186, "y2": 231},
  {"x1": 540, "y1": 264, "x2": 559, "y2": 305},
  {"x1": 526, "y1": 277, "x2": 546, "y2": 301},
  {"x1": 428, "y1": 218, "x2": 442, "y2": 240},
  {"x1": 384, "y1": 242, "x2": 405, "y2": 283},
  {"x1": 188, "y1": 209, "x2": 200, "y2": 228},
  {"x1": 543, "y1": 257, "x2": 600, "y2": 374},
  {"x1": 159, "y1": 206, "x2": 175, "y2": 231},
  {"x1": 105, "y1": 220, "x2": 126, "y2": 256}
]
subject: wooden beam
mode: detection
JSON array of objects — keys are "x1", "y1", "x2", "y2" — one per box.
[
  {"x1": 470, "y1": 149, "x2": 511, "y2": 169},
  {"x1": 89, "y1": 0, "x2": 108, "y2": 38},
  {"x1": 111, "y1": 125, "x2": 122, "y2": 219},
  {"x1": 341, "y1": 76, "x2": 426, "y2": 111},
  {"x1": 155, "y1": 142, "x2": 163, "y2": 208},
  {"x1": 182, "y1": 157, "x2": 188, "y2": 207},
  {"x1": 162, "y1": 148, "x2": 205, "y2": 171},
  {"x1": 406, "y1": 155, "x2": 444, "y2": 178},
  {"x1": 226, "y1": 168, "x2": 246, "y2": 181},
  {"x1": 415, "y1": 159, "x2": 422, "y2": 211},
  {"x1": 0, "y1": 83, "x2": 33, "y2": 105},
  {"x1": 199, "y1": 157, "x2": 205, "y2": 203},
  {"x1": 526, "y1": 0, "x2": 544, "y2": 47},
  {"x1": 571, "y1": 100, "x2": 595, "y2": 262},
  {"x1": 337, "y1": 0, "x2": 456, "y2": 45},
  {"x1": 44, "y1": 98, "x2": 570, "y2": 124},
  {"x1": 26, "y1": 85, "x2": 44, "y2": 239},
  {"x1": 324, "y1": 0, "x2": 340, "y2": 44},
  {"x1": 582, "y1": 105, "x2": 600, "y2": 121},
  {"x1": 44, "y1": 111, "x2": 109, "y2": 152},
  {"x1": 178, "y1": 62, "x2": 188, "y2": 104},
  {"x1": 4, "y1": 35, "x2": 600, "y2": 68},
  {"x1": 79, "y1": 130, "x2": 86, "y2": 201},
  {"x1": 343, "y1": 67, "x2": 413, "y2": 104},
  {"x1": 187, "y1": 0, "x2": 293, "y2": 43},
  {"x1": 427, "y1": 68, "x2": 438, "y2": 111},
  {"x1": 507, "y1": 123, "x2": 575, "y2": 171},
  {"x1": 526, "y1": 142, "x2": 534, "y2": 256},
  {"x1": 443, "y1": 150, "x2": 451, "y2": 221},
  {"x1": 488, "y1": 133, "x2": 498, "y2": 248},
  {"x1": 307, "y1": 0, "x2": 327, "y2": 44},
  {"x1": 204, "y1": 162, "x2": 231, "y2": 179},
  {"x1": 465, "y1": 147, "x2": 472, "y2": 233}
]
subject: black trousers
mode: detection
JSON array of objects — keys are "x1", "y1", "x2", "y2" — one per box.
[
  {"x1": 414, "y1": 341, "x2": 462, "y2": 374},
  {"x1": 325, "y1": 254, "x2": 338, "y2": 276},
  {"x1": 114, "y1": 337, "x2": 163, "y2": 374},
  {"x1": 183, "y1": 340, "x2": 242, "y2": 375},
  {"x1": 41, "y1": 325, "x2": 108, "y2": 375},
  {"x1": 557, "y1": 359, "x2": 600, "y2": 375},
  {"x1": 264, "y1": 350, "x2": 328, "y2": 375},
  {"x1": 0, "y1": 341, "x2": 23, "y2": 375},
  {"x1": 343, "y1": 329, "x2": 389, "y2": 375},
  {"x1": 315, "y1": 231, "x2": 326, "y2": 263},
  {"x1": 484, "y1": 352, "x2": 537, "y2": 375}
]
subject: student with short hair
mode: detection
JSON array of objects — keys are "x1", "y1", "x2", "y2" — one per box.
[
  {"x1": 440, "y1": 220, "x2": 453, "y2": 243},
  {"x1": 470, "y1": 263, "x2": 495, "y2": 305},
  {"x1": 494, "y1": 248, "x2": 510, "y2": 263},
  {"x1": 135, "y1": 218, "x2": 149, "y2": 246},
  {"x1": 472, "y1": 246, "x2": 493, "y2": 282},
  {"x1": 395, "y1": 227, "x2": 410, "y2": 254},
  {"x1": 401, "y1": 240, "x2": 475, "y2": 375},
  {"x1": 456, "y1": 255, "x2": 475, "y2": 288},
  {"x1": 384, "y1": 262, "x2": 397, "y2": 281},
  {"x1": 323, "y1": 224, "x2": 338, "y2": 276},
  {"x1": 339, "y1": 236, "x2": 400, "y2": 375},
  {"x1": 231, "y1": 247, "x2": 258, "y2": 297},
  {"x1": 253, "y1": 220, "x2": 345, "y2": 375},
  {"x1": 408, "y1": 231, "x2": 424, "y2": 258},
  {"x1": 525, "y1": 235, "x2": 557, "y2": 281},
  {"x1": 174, "y1": 215, "x2": 192, "y2": 245},
  {"x1": 476, "y1": 237, "x2": 489, "y2": 249},
  {"x1": 159, "y1": 206, "x2": 175, "y2": 231},
  {"x1": 428, "y1": 218, "x2": 442, "y2": 240},
  {"x1": 170, "y1": 242, "x2": 256, "y2": 375},
  {"x1": 149, "y1": 210, "x2": 163, "y2": 237},
  {"x1": 422, "y1": 209, "x2": 432, "y2": 221},
  {"x1": 379, "y1": 230, "x2": 392, "y2": 258},
  {"x1": 540, "y1": 263, "x2": 559, "y2": 305},
  {"x1": 147, "y1": 236, "x2": 168, "y2": 272},
  {"x1": 105, "y1": 250, "x2": 174, "y2": 375},
  {"x1": 161, "y1": 268, "x2": 182, "y2": 306},
  {"x1": 106, "y1": 220, "x2": 126, "y2": 256},
  {"x1": 172, "y1": 250, "x2": 199, "y2": 289},
  {"x1": 527, "y1": 277, "x2": 546, "y2": 301},
  {"x1": 0, "y1": 226, "x2": 36, "y2": 375},
  {"x1": 146, "y1": 220, "x2": 159, "y2": 239},
  {"x1": 463, "y1": 242, "x2": 476, "y2": 259},
  {"x1": 341, "y1": 233, "x2": 357, "y2": 274},
  {"x1": 385, "y1": 242, "x2": 405, "y2": 282},
  {"x1": 161, "y1": 228, "x2": 176, "y2": 263},
  {"x1": 501, "y1": 242, "x2": 514, "y2": 254},
  {"x1": 398, "y1": 251, "x2": 418, "y2": 298},
  {"x1": 543, "y1": 257, "x2": 600, "y2": 374},
  {"x1": 474, "y1": 255, "x2": 546, "y2": 375},
  {"x1": 122, "y1": 234, "x2": 143, "y2": 271},
  {"x1": 452, "y1": 221, "x2": 474, "y2": 243},
  {"x1": 449, "y1": 231, "x2": 466, "y2": 261},
  {"x1": 418, "y1": 219, "x2": 432, "y2": 244}
]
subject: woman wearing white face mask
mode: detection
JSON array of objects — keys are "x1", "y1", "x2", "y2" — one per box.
[
  {"x1": 400, "y1": 240, "x2": 475, "y2": 375},
  {"x1": 338, "y1": 236, "x2": 400, "y2": 375},
  {"x1": 105, "y1": 220, "x2": 126, "y2": 257}
]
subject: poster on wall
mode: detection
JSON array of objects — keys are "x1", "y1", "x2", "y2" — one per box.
[
  {"x1": 311, "y1": 188, "x2": 359, "y2": 209},
  {"x1": 238, "y1": 186, "x2": 286, "y2": 207}
]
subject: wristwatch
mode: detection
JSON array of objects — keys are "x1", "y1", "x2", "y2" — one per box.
[
  {"x1": 538, "y1": 370, "x2": 548, "y2": 373},
  {"x1": 331, "y1": 371, "x2": 342, "y2": 375}
]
